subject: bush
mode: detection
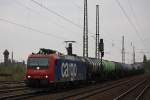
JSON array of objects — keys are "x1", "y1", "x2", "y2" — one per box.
[{"x1": 0, "y1": 64, "x2": 26, "y2": 81}]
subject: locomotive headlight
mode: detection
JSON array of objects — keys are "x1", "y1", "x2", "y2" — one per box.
[
  {"x1": 45, "y1": 75, "x2": 48, "y2": 78},
  {"x1": 27, "y1": 76, "x2": 31, "y2": 78}
]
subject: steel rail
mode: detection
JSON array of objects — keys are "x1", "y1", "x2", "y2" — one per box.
[
  {"x1": 113, "y1": 79, "x2": 146, "y2": 100},
  {"x1": 0, "y1": 87, "x2": 29, "y2": 93},
  {"x1": 0, "y1": 89, "x2": 50, "y2": 100},
  {"x1": 0, "y1": 81, "x2": 24, "y2": 83},
  {"x1": 56, "y1": 78, "x2": 139, "y2": 100},
  {"x1": 135, "y1": 82, "x2": 150, "y2": 100}
]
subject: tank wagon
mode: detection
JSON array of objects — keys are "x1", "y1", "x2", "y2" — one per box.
[{"x1": 25, "y1": 48, "x2": 144, "y2": 86}]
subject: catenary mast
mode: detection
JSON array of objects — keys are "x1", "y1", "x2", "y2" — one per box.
[
  {"x1": 95, "y1": 5, "x2": 100, "y2": 58},
  {"x1": 83, "y1": 0, "x2": 88, "y2": 57}
]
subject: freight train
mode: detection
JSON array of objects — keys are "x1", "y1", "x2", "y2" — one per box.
[{"x1": 25, "y1": 48, "x2": 144, "y2": 86}]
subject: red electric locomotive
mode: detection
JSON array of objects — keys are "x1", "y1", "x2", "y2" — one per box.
[{"x1": 26, "y1": 49, "x2": 60, "y2": 86}]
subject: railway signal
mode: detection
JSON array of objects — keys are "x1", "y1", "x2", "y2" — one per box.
[
  {"x1": 99, "y1": 38, "x2": 104, "y2": 69},
  {"x1": 99, "y1": 39, "x2": 104, "y2": 57}
]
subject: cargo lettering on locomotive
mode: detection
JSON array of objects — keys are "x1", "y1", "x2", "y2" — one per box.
[{"x1": 61, "y1": 62, "x2": 77, "y2": 80}]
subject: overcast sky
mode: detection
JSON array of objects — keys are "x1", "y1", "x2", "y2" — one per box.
[{"x1": 0, "y1": 0, "x2": 150, "y2": 63}]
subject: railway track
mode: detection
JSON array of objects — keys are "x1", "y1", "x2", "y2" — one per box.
[
  {"x1": 85, "y1": 76, "x2": 150, "y2": 100},
  {"x1": 21, "y1": 74, "x2": 148, "y2": 100},
  {"x1": 136, "y1": 82, "x2": 150, "y2": 100},
  {"x1": 0, "y1": 80, "x2": 51, "y2": 100},
  {"x1": 113, "y1": 80, "x2": 150, "y2": 100},
  {"x1": 0, "y1": 87, "x2": 50, "y2": 100},
  {"x1": 0, "y1": 80, "x2": 24, "y2": 83},
  {"x1": 56, "y1": 78, "x2": 142, "y2": 100},
  {"x1": 113, "y1": 79, "x2": 147, "y2": 100},
  {"x1": 0, "y1": 81, "x2": 26, "y2": 90},
  {"x1": 0, "y1": 81, "x2": 24, "y2": 85},
  {"x1": 0, "y1": 86, "x2": 29, "y2": 93},
  {"x1": 64, "y1": 74, "x2": 149, "y2": 100},
  {"x1": 0, "y1": 81, "x2": 25, "y2": 87},
  {"x1": 0, "y1": 76, "x2": 130, "y2": 100},
  {"x1": 1, "y1": 74, "x2": 149, "y2": 100}
]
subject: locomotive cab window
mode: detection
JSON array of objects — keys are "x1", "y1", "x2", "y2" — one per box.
[{"x1": 27, "y1": 58, "x2": 49, "y2": 68}]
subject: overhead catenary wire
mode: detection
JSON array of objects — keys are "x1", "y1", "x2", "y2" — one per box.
[
  {"x1": 71, "y1": 0, "x2": 96, "y2": 25},
  {"x1": 70, "y1": 0, "x2": 112, "y2": 49},
  {"x1": 71, "y1": 0, "x2": 105, "y2": 40},
  {"x1": 15, "y1": 0, "x2": 82, "y2": 39},
  {"x1": 15, "y1": 0, "x2": 38, "y2": 14},
  {"x1": 0, "y1": 18, "x2": 67, "y2": 40},
  {"x1": 30, "y1": 0, "x2": 81, "y2": 29},
  {"x1": 114, "y1": 0, "x2": 146, "y2": 49},
  {"x1": 30, "y1": 0, "x2": 99, "y2": 56},
  {"x1": 30, "y1": 0, "x2": 95, "y2": 35},
  {"x1": 31, "y1": 0, "x2": 110, "y2": 53},
  {"x1": 0, "y1": 18, "x2": 81, "y2": 50},
  {"x1": 127, "y1": 0, "x2": 143, "y2": 37},
  {"x1": 2, "y1": 0, "x2": 85, "y2": 50},
  {"x1": 114, "y1": 0, "x2": 150, "y2": 61}
]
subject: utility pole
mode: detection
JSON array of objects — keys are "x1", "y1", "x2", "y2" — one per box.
[
  {"x1": 95, "y1": 5, "x2": 100, "y2": 59},
  {"x1": 131, "y1": 42, "x2": 135, "y2": 64},
  {"x1": 132, "y1": 43, "x2": 135, "y2": 64},
  {"x1": 83, "y1": 0, "x2": 88, "y2": 57},
  {"x1": 11, "y1": 51, "x2": 13, "y2": 63},
  {"x1": 122, "y1": 36, "x2": 125, "y2": 64},
  {"x1": 133, "y1": 46, "x2": 135, "y2": 64}
]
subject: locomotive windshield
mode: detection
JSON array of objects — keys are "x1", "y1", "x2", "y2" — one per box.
[{"x1": 27, "y1": 58, "x2": 49, "y2": 68}]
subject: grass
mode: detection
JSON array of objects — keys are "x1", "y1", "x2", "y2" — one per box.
[{"x1": 0, "y1": 63, "x2": 26, "y2": 81}]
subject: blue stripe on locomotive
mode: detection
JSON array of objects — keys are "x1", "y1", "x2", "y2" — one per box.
[{"x1": 55, "y1": 58, "x2": 86, "y2": 82}]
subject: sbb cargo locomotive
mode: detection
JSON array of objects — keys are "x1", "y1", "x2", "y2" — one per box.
[{"x1": 26, "y1": 48, "x2": 144, "y2": 86}]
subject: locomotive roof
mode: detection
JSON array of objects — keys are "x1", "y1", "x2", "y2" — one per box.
[{"x1": 28, "y1": 54, "x2": 52, "y2": 58}]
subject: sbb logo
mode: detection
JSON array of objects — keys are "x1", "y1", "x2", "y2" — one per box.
[{"x1": 61, "y1": 62, "x2": 77, "y2": 79}]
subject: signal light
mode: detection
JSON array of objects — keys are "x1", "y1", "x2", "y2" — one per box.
[{"x1": 45, "y1": 75, "x2": 48, "y2": 78}]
